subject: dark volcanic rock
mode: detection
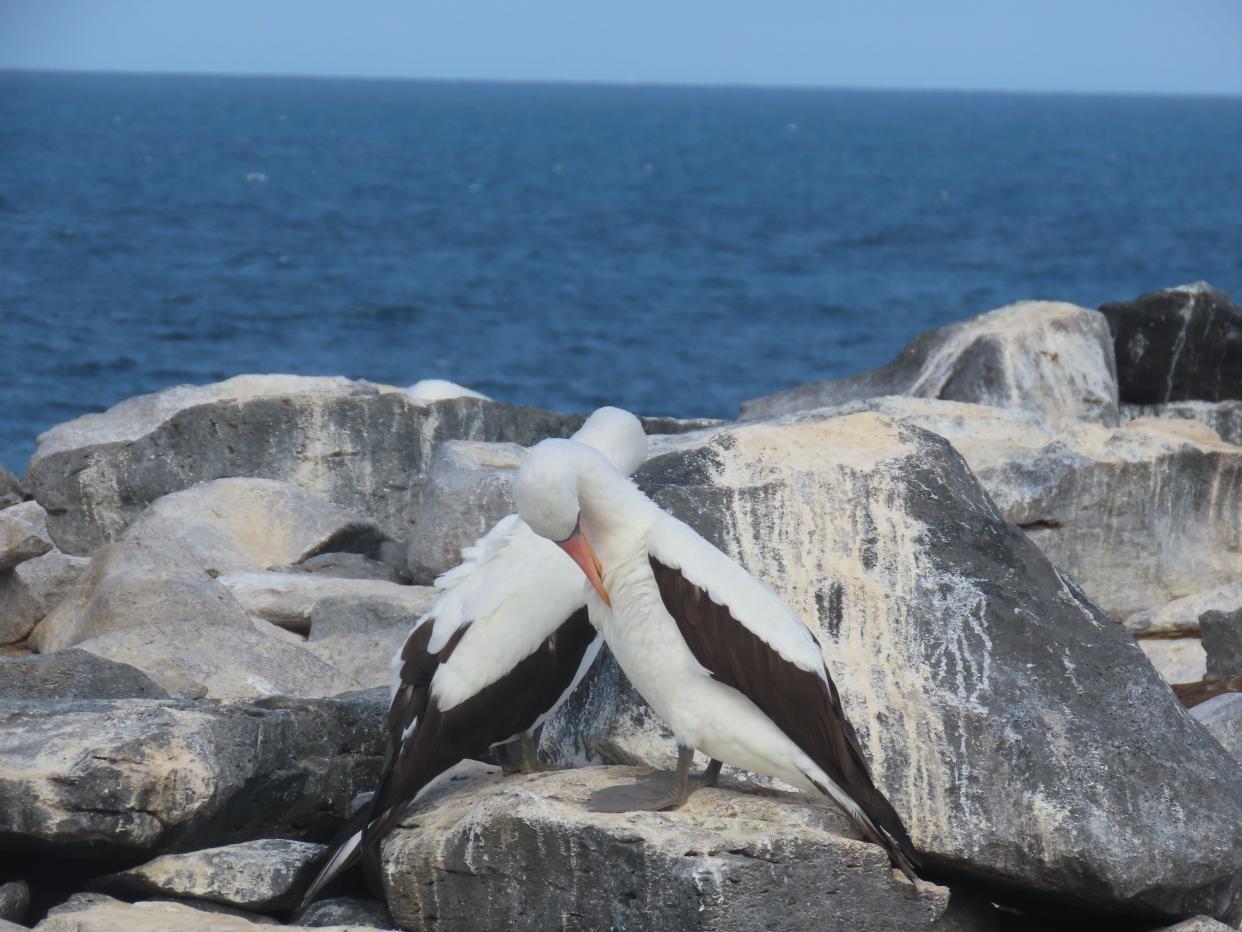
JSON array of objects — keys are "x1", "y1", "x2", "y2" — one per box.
[
  {"x1": 740, "y1": 300, "x2": 1118, "y2": 426},
  {"x1": 1202, "y1": 609, "x2": 1242, "y2": 679},
  {"x1": 0, "y1": 690, "x2": 386, "y2": 855},
  {"x1": 543, "y1": 412, "x2": 1242, "y2": 922},
  {"x1": 0, "y1": 881, "x2": 28, "y2": 924},
  {"x1": 27, "y1": 375, "x2": 586, "y2": 555},
  {"x1": 1192, "y1": 694, "x2": 1242, "y2": 765},
  {"x1": 295, "y1": 896, "x2": 395, "y2": 928},
  {"x1": 0, "y1": 649, "x2": 169, "y2": 700},
  {"x1": 1100, "y1": 282, "x2": 1242, "y2": 405}
]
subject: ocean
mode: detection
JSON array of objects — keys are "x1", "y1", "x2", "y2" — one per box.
[{"x1": 2, "y1": 71, "x2": 1240, "y2": 472}]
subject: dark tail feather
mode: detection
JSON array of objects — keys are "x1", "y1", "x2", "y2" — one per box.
[
  {"x1": 296, "y1": 806, "x2": 373, "y2": 912},
  {"x1": 809, "y1": 775, "x2": 921, "y2": 884}
]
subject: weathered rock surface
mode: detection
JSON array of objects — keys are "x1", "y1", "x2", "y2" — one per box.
[
  {"x1": 96, "y1": 838, "x2": 327, "y2": 912},
  {"x1": 218, "y1": 571, "x2": 435, "y2": 635},
  {"x1": 808, "y1": 396, "x2": 1242, "y2": 623},
  {"x1": 1125, "y1": 582, "x2": 1242, "y2": 638},
  {"x1": 1100, "y1": 282, "x2": 1242, "y2": 405},
  {"x1": 278, "y1": 551, "x2": 407, "y2": 584},
  {"x1": 0, "y1": 466, "x2": 24, "y2": 509},
  {"x1": 296, "y1": 896, "x2": 396, "y2": 929},
  {"x1": 1138, "y1": 638, "x2": 1208, "y2": 684},
  {"x1": 1155, "y1": 919, "x2": 1237, "y2": 932},
  {"x1": 0, "y1": 501, "x2": 53, "y2": 572},
  {"x1": 1202, "y1": 610, "x2": 1242, "y2": 680},
  {"x1": 34, "y1": 893, "x2": 358, "y2": 931},
  {"x1": 406, "y1": 440, "x2": 524, "y2": 583},
  {"x1": 303, "y1": 593, "x2": 428, "y2": 689},
  {"x1": 740, "y1": 301, "x2": 1119, "y2": 426},
  {"x1": 0, "y1": 548, "x2": 89, "y2": 645},
  {"x1": 545, "y1": 413, "x2": 1242, "y2": 921},
  {"x1": 1192, "y1": 693, "x2": 1242, "y2": 764},
  {"x1": 382, "y1": 763, "x2": 947, "y2": 932},
  {"x1": 122, "y1": 478, "x2": 391, "y2": 576},
  {"x1": 27, "y1": 375, "x2": 589, "y2": 554},
  {"x1": 29, "y1": 539, "x2": 253, "y2": 653},
  {"x1": 0, "y1": 691, "x2": 386, "y2": 854},
  {"x1": 0, "y1": 649, "x2": 169, "y2": 700},
  {"x1": 73, "y1": 622, "x2": 362, "y2": 699},
  {"x1": 0, "y1": 881, "x2": 28, "y2": 925},
  {"x1": 1122, "y1": 400, "x2": 1242, "y2": 447}
]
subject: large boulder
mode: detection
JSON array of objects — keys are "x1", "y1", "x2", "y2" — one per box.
[
  {"x1": 95, "y1": 838, "x2": 327, "y2": 912},
  {"x1": 1100, "y1": 283, "x2": 1242, "y2": 405},
  {"x1": 0, "y1": 549, "x2": 89, "y2": 645},
  {"x1": 29, "y1": 539, "x2": 253, "y2": 653},
  {"x1": 546, "y1": 413, "x2": 1242, "y2": 921},
  {"x1": 0, "y1": 501, "x2": 52, "y2": 572},
  {"x1": 382, "y1": 763, "x2": 948, "y2": 932},
  {"x1": 0, "y1": 690, "x2": 386, "y2": 855},
  {"x1": 0, "y1": 650, "x2": 169, "y2": 700},
  {"x1": 34, "y1": 894, "x2": 340, "y2": 931},
  {"x1": 739, "y1": 301, "x2": 1118, "y2": 427},
  {"x1": 121, "y1": 478, "x2": 391, "y2": 575},
  {"x1": 27, "y1": 375, "x2": 592, "y2": 555}
]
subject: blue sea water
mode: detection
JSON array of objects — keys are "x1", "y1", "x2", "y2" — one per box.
[{"x1": 2, "y1": 71, "x2": 1241, "y2": 472}]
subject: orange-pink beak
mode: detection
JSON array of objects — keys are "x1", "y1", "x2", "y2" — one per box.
[{"x1": 559, "y1": 523, "x2": 610, "y2": 606}]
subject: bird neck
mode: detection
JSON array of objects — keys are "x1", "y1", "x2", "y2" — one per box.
[{"x1": 575, "y1": 454, "x2": 659, "y2": 565}]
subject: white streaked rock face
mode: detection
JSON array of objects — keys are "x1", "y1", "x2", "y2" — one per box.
[{"x1": 740, "y1": 300, "x2": 1119, "y2": 427}]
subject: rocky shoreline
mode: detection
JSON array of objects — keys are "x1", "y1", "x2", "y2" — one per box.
[{"x1": 2, "y1": 282, "x2": 1242, "y2": 930}]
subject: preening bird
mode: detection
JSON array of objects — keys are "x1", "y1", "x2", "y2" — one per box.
[
  {"x1": 298, "y1": 407, "x2": 649, "y2": 909},
  {"x1": 512, "y1": 437, "x2": 921, "y2": 883}
]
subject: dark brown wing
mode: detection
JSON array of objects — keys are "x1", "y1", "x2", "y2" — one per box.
[{"x1": 650, "y1": 556, "x2": 918, "y2": 878}]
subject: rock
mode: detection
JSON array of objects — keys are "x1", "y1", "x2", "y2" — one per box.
[
  {"x1": 73, "y1": 622, "x2": 362, "y2": 699},
  {"x1": 303, "y1": 593, "x2": 428, "y2": 689},
  {"x1": 407, "y1": 440, "x2": 525, "y2": 583},
  {"x1": 0, "y1": 649, "x2": 169, "y2": 700},
  {"x1": 295, "y1": 896, "x2": 395, "y2": 929},
  {"x1": 1122, "y1": 400, "x2": 1242, "y2": 446},
  {"x1": 405, "y1": 378, "x2": 490, "y2": 402},
  {"x1": 1192, "y1": 693, "x2": 1242, "y2": 764},
  {"x1": 0, "y1": 465, "x2": 24, "y2": 508},
  {"x1": 0, "y1": 690, "x2": 385, "y2": 854},
  {"x1": 122, "y1": 478, "x2": 391, "y2": 576},
  {"x1": 1126, "y1": 582, "x2": 1242, "y2": 638},
  {"x1": 96, "y1": 838, "x2": 327, "y2": 912},
  {"x1": 28, "y1": 375, "x2": 586, "y2": 554},
  {"x1": 810, "y1": 396, "x2": 1242, "y2": 623},
  {"x1": 544, "y1": 413, "x2": 1242, "y2": 921},
  {"x1": 218, "y1": 571, "x2": 436, "y2": 635},
  {"x1": 1100, "y1": 282, "x2": 1242, "y2": 405},
  {"x1": 739, "y1": 301, "x2": 1118, "y2": 427},
  {"x1": 382, "y1": 763, "x2": 947, "y2": 932},
  {"x1": 0, "y1": 501, "x2": 53, "y2": 572},
  {"x1": 35, "y1": 894, "x2": 281, "y2": 931},
  {"x1": 0, "y1": 881, "x2": 28, "y2": 924},
  {"x1": 29, "y1": 539, "x2": 253, "y2": 653},
  {"x1": 1154, "y1": 919, "x2": 1237, "y2": 932},
  {"x1": 1202, "y1": 610, "x2": 1242, "y2": 679},
  {"x1": 279, "y1": 551, "x2": 407, "y2": 583},
  {"x1": 1138, "y1": 638, "x2": 1208, "y2": 684},
  {"x1": 0, "y1": 549, "x2": 89, "y2": 645}
]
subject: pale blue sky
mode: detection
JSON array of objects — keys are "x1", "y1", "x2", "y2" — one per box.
[{"x1": 2, "y1": 0, "x2": 1241, "y2": 95}]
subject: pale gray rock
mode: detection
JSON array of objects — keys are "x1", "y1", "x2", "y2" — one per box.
[
  {"x1": 544, "y1": 413, "x2": 1242, "y2": 921},
  {"x1": 304, "y1": 592, "x2": 434, "y2": 689},
  {"x1": 96, "y1": 838, "x2": 327, "y2": 912},
  {"x1": 1122, "y1": 399, "x2": 1242, "y2": 447},
  {"x1": 407, "y1": 440, "x2": 524, "y2": 583},
  {"x1": 0, "y1": 548, "x2": 89, "y2": 645},
  {"x1": 0, "y1": 501, "x2": 52, "y2": 572},
  {"x1": 740, "y1": 300, "x2": 1119, "y2": 427},
  {"x1": 1202, "y1": 610, "x2": 1242, "y2": 679},
  {"x1": 122, "y1": 478, "x2": 390, "y2": 576},
  {"x1": 280, "y1": 551, "x2": 407, "y2": 583},
  {"x1": 295, "y1": 896, "x2": 395, "y2": 929},
  {"x1": 1192, "y1": 694, "x2": 1242, "y2": 765},
  {"x1": 35, "y1": 893, "x2": 311, "y2": 931},
  {"x1": 219, "y1": 571, "x2": 435, "y2": 635},
  {"x1": 27, "y1": 375, "x2": 587, "y2": 554},
  {"x1": 29, "y1": 538, "x2": 253, "y2": 653},
  {"x1": 73, "y1": 622, "x2": 362, "y2": 699},
  {"x1": 0, "y1": 690, "x2": 386, "y2": 854},
  {"x1": 0, "y1": 881, "x2": 28, "y2": 924},
  {"x1": 0, "y1": 466, "x2": 23, "y2": 509},
  {"x1": 1154, "y1": 916, "x2": 1238, "y2": 931},
  {"x1": 1126, "y1": 582, "x2": 1242, "y2": 638},
  {"x1": 0, "y1": 649, "x2": 169, "y2": 700},
  {"x1": 382, "y1": 763, "x2": 947, "y2": 932},
  {"x1": 1138, "y1": 638, "x2": 1207, "y2": 684}
]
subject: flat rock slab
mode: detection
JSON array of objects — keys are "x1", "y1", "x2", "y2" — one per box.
[
  {"x1": 0, "y1": 649, "x2": 169, "y2": 701},
  {"x1": 740, "y1": 300, "x2": 1118, "y2": 426},
  {"x1": 34, "y1": 893, "x2": 366, "y2": 931},
  {"x1": 382, "y1": 764, "x2": 947, "y2": 932},
  {"x1": 0, "y1": 691, "x2": 386, "y2": 855},
  {"x1": 96, "y1": 838, "x2": 327, "y2": 912},
  {"x1": 219, "y1": 571, "x2": 436, "y2": 635},
  {"x1": 0, "y1": 501, "x2": 52, "y2": 573}
]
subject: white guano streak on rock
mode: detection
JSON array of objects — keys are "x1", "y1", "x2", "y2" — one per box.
[
  {"x1": 706, "y1": 417, "x2": 992, "y2": 848},
  {"x1": 1165, "y1": 292, "x2": 1194, "y2": 404}
]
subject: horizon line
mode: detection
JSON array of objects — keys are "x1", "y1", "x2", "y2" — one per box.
[{"x1": 3, "y1": 65, "x2": 1242, "y2": 102}]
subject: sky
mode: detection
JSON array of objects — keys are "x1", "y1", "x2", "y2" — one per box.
[{"x1": 1, "y1": 0, "x2": 1241, "y2": 96}]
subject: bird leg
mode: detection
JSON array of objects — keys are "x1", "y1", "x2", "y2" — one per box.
[
  {"x1": 701, "y1": 758, "x2": 723, "y2": 788},
  {"x1": 499, "y1": 733, "x2": 559, "y2": 775},
  {"x1": 588, "y1": 745, "x2": 698, "y2": 812}
]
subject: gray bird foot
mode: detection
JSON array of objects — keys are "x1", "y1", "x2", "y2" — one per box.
[{"x1": 588, "y1": 773, "x2": 694, "y2": 813}]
